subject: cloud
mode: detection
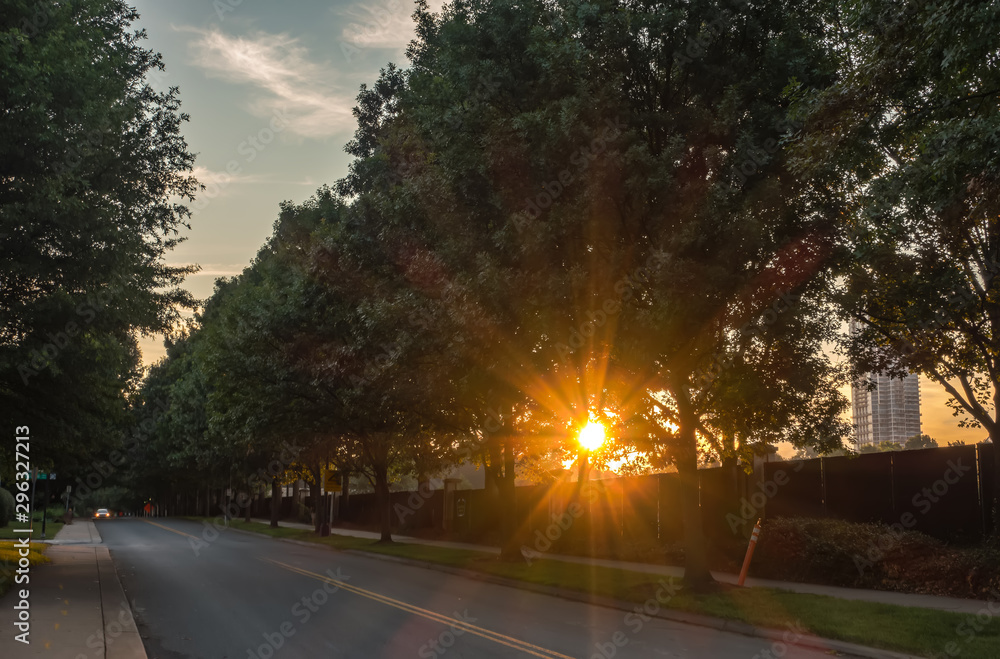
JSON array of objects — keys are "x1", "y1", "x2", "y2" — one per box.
[
  {"x1": 187, "y1": 264, "x2": 249, "y2": 277},
  {"x1": 181, "y1": 27, "x2": 354, "y2": 139},
  {"x1": 336, "y1": 0, "x2": 424, "y2": 51},
  {"x1": 333, "y1": 0, "x2": 447, "y2": 52},
  {"x1": 190, "y1": 166, "x2": 316, "y2": 191},
  {"x1": 191, "y1": 165, "x2": 267, "y2": 188}
]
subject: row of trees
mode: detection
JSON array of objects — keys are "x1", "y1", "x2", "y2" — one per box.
[
  {"x1": 129, "y1": 0, "x2": 831, "y2": 589},
  {"x1": 136, "y1": 0, "x2": 1000, "y2": 589}
]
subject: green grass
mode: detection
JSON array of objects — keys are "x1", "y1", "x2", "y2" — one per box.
[
  {"x1": 0, "y1": 520, "x2": 63, "y2": 540},
  {"x1": 206, "y1": 518, "x2": 1000, "y2": 659}
]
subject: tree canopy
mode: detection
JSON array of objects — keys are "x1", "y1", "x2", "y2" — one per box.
[
  {"x1": 788, "y1": 0, "x2": 1000, "y2": 526},
  {"x1": 0, "y1": 0, "x2": 197, "y2": 474}
]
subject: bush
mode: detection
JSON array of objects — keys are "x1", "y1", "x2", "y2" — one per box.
[
  {"x1": 0, "y1": 488, "x2": 14, "y2": 528},
  {"x1": 751, "y1": 517, "x2": 1000, "y2": 598}
]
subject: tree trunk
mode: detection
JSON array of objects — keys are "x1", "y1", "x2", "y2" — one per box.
[
  {"x1": 244, "y1": 477, "x2": 253, "y2": 523},
  {"x1": 270, "y1": 477, "x2": 282, "y2": 529},
  {"x1": 308, "y1": 465, "x2": 322, "y2": 534},
  {"x1": 498, "y1": 437, "x2": 526, "y2": 562},
  {"x1": 991, "y1": 430, "x2": 1000, "y2": 540},
  {"x1": 676, "y1": 393, "x2": 716, "y2": 591},
  {"x1": 374, "y1": 468, "x2": 393, "y2": 543}
]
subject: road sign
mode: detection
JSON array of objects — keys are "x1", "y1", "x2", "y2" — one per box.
[{"x1": 323, "y1": 469, "x2": 341, "y2": 493}]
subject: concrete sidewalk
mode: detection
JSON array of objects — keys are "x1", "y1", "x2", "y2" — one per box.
[
  {"x1": 0, "y1": 520, "x2": 145, "y2": 658},
  {"x1": 42, "y1": 519, "x2": 102, "y2": 545},
  {"x1": 252, "y1": 517, "x2": 995, "y2": 615}
]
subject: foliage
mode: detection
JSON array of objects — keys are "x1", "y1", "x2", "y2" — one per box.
[
  {"x1": 904, "y1": 434, "x2": 939, "y2": 450},
  {"x1": 72, "y1": 486, "x2": 135, "y2": 514},
  {"x1": 341, "y1": 0, "x2": 849, "y2": 578},
  {"x1": 0, "y1": 0, "x2": 198, "y2": 472},
  {"x1": 754, "y1": 517, "x2": 1000, "y2": 600},
  {"x1": 0, "y1": 488, "x2": 13, "y2": 528},
  {"x1": 788, "y1": 0, "x2": 1000, "y2": 527},
  {"x1": 0, "y1": 542, "x2": 47, "y2": 566},
  {"x1": 859, "y1": 440, "x2": 903, "y2": 454}
]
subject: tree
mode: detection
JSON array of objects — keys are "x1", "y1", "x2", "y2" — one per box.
[
  {"x1": 904, "y1": 434, "x2": 938, "y2": 451},
  {"x1": 788, "y1": 0, "x2": 1000, "y2": 531},
  {"x1": 0, "y1": 0, "x2": 198, "y2": 471},
  {"x1": 859, "y1": 440, "x2": 903, "y2": 454},
  {"x1": 338, "y1": 0, "x2": 845, "y2": 586},
  {"x1": 191, "y1": 188, "x2": 463, "y2": 540}
]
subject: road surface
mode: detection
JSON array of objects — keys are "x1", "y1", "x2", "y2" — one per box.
[{"x1": 98, "y1": 518, "x2": 848, "y2": 659}]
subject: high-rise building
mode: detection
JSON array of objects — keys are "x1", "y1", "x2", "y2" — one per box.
[{"x1": 852, "y1": 371, "x2": 922, "y2": 447}]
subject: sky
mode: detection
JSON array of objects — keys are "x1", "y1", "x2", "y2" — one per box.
[{"x1": 128, "y1": 1, "x2": 985, "y2": 448}]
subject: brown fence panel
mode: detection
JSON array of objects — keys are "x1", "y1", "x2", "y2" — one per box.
[
  {"x1": 586, "y1": 478, "x2": 624, "y2": 555},
  {"x1": 979, "y1": 443, "x2": 995, "y2": 537},
  {"x1": 344, "y1": 492, "x2": 378, "y2": 526},
  {"x1": 338, "y1": 444, "x2": 997, "y2": 547},
  {"x1": 519, "y1": 482, "x2": 557, "y2": 549},
  {"x1": 892, "y1": 445, "x2": 981, "y2": 541},
  {"x1": 763, "y1": 458, "x2": 824, "y2": 520},
  {"x1": 426, "y1": 490, "x2": 444, "y2": 529},
  {"x1": 700, "y1": 466, "x2": 741, "y2": 544},
  {"x1": 622, "y1": 474, "x2": 659, "y2": 544},
  {"x1": 823, "y1": 453, "x2": 893, "y2": 524},
  {"x1": 657, "y1": 473, "x2": 684, "y2": 543},
  {"x1": 464, "y1": 488, "x2": 495, "y2": 540},
  {"x1": 514, "y1": 483, "x2": 543, "y2": 529}
]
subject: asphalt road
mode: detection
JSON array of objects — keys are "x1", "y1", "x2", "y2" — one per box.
[{"x1": 98, "y1": 518, "x2": 847, "y2": 659}]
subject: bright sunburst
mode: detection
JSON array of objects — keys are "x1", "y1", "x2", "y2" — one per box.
[{"x1": 578, "y1": 420, "x2": 606, "y2": 452}]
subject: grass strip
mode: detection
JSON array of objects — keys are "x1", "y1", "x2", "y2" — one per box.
[
  {"x1": 206, "y1": 519, "x2": 1000, "y2": 658},
  {"x1": 0, "y1": 521, "x2": 63, "y2": 540}
]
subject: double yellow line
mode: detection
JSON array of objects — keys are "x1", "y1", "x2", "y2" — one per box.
[
  {"x1": 262, "y1": 557, "x2": 574, "y2": 659},
  {"x1": 142, "y1": 519, "x2": 198, "y2": 539}
]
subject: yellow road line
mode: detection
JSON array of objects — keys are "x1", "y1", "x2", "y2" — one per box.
[
  {"x1": 262, "y1": 557, "x2": 574, "y2": 659},
  {"x1": 141, "y1": 519, "x2": 199, "y2": 540}
]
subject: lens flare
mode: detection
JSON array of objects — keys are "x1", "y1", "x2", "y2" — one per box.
[{"x1": 578, "y1": 420, "x2": 606, "y2": 452}]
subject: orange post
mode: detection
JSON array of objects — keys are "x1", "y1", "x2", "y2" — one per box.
[{"x1": 738, "y1": 518, "x2": 762, "y2": 586}]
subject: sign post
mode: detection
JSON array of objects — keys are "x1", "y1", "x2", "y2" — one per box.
[
  {"x1": 41, "y1": 474, "x2": 50, "y2": 538},
  {"x1": 64, "y1": 486, "x2": 73, "y2": 524}
]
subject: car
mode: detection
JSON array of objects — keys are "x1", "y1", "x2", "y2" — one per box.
[{"x1": 94, "y1": 508, "x2": 111, "y2": 519}]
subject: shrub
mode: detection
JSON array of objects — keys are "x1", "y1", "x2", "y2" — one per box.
[
  {"x1": 751, "y1": 516, "x2": 1000, "y2": 598},
  {"x1": 0, "y1": 488, "x2": 14, "y2": 528}
]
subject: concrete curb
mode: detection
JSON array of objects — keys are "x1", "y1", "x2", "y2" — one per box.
[
  {"x1": 96, "y1": 546, "x2": 147, "y2": 659},
  {"x1": 83, "y1": 523, "x2": 146, "y2": 659},
  {"x1": 220, "y1": 525, "x2": 924, "y2": 659}
]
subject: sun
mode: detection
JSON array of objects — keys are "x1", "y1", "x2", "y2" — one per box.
[{"x1": 578, "y1": 420, "x2": 606, "y2": 452}]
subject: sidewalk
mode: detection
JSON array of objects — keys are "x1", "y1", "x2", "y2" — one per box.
[
  {"x1": 0, "y1": 520, "x2": 145, "y2": 658},
  {"x1": 252, "y1": 517, "x2": 993, "y2": 615}
]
